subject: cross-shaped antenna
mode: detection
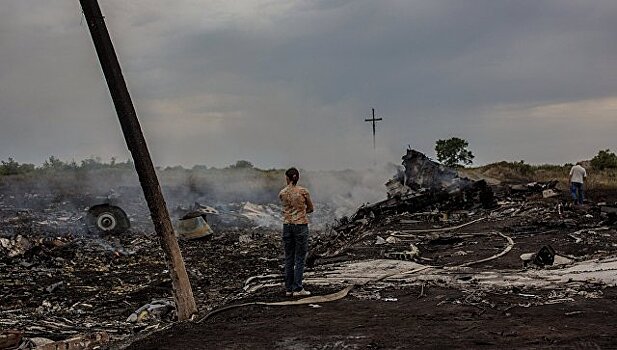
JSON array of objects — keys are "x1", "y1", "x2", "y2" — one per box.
[{"x1": 365, "y1": 108, "x2": 383, "y2": 151}]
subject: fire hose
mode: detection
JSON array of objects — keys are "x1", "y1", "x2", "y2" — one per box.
[
  {"x1": 391, "y1": 217, "x2": 487, "y2": 236},
  {"x1": 197, "y1": 229, "x2": 514, "y2": 323},
  {"x1": 197, "y1": 285, "x2": 353, "y2": 323},
  {"x1": 456, "y1": 231, "x2": 514, "y2": 267}
]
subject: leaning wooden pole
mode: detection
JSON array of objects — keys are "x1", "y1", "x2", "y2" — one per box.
[{"x1": 78, "y1": 0, "x2": 197, "y2": 320}]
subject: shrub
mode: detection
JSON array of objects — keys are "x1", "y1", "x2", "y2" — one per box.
[
  {"x1": 591, "y1": 149, "x2": 617, "y2": 170},
  {"x1": 0, "y1": 158, "x2": 35, "y2": 175}
]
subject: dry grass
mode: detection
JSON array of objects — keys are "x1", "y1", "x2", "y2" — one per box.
[{"x1": 467, "y1": 162, "x2": 617, "y2": 191}]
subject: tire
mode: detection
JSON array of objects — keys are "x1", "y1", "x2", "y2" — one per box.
[{"x1": 86, "y1": 204, "x2": 131, "y2": 234}]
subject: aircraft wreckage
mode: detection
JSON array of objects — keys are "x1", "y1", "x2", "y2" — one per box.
[
  {"x1": 332, "y1": 149, "x2": 496, "y2": 235},
  {"x1": 3, "y1": 148, "x2": 617, "y2": 348}
]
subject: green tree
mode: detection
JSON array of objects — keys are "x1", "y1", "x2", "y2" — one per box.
[
  {"x1": 80, "y1": 157, "x2": 104, "y2": 170},
  {"x1": 229, "y1": 160, "x2": 254, "y2": 169},
  {"x1": 591, "y1": 149, "x2": 617, "y2": 170},
  {"x1": 42, "y1": 156, "x2": 68, "y2": 170},
  {"x1": 435, "y1": 137, "x2": 474, "y2": 167},
  {"x1": 0, "y1": 158, "x2": 35, "y2": 175}
]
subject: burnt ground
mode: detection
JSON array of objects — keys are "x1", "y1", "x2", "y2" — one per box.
[
  {"x1": 127, "y1": 286, "x2": 617, "y2": 350},
  {"x1": 124, "y1": 193, "x2": 617, "y2": 350},
  {"x1": 3, "y1": 189, "x2": 617, "y2": 349}
]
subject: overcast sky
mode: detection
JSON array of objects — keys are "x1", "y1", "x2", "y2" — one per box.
[{"x1": 1, "y1": 1, "x2": 616, "y2": 169}]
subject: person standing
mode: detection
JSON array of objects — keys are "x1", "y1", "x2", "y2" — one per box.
[
  {"x1": 569, "y1": 162, "x2": 587, "y2": 205},
  {"x1": 279, "y1": 167, "x2": 314, "y2": 297}
]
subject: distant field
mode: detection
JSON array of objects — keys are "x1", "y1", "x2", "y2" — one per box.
[
  {"x1": 464, "y1": 161, "x2": 617, "y2": 191},
  {"x1": 1, "y1": 158, "x2": 616, "y2": 207}
]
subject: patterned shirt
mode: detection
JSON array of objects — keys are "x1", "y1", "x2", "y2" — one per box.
[{"x1": 279, "y1": 185, "x2": 314, "y2": 224}]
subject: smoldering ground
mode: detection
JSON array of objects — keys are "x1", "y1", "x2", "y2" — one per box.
[{"x1": 0, "y1": 159, "x2": 402, "y2": 231}]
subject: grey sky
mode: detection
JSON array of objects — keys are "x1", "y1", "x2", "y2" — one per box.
[{"x1": 1, "y1": 1, "x2": 616, "y2": 169}]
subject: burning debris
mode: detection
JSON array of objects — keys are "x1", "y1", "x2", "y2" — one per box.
[
  {"x1": 3, "y1": 147, "x2": 617, "y2": 348},
  {"x1": 308, "y1": 148, "x2": 615, "y2": 278},
  {"x1": 330, "y1": 149, "x2": 495, "y2": 239}
]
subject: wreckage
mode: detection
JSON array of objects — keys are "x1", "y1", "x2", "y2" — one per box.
[
  {"x1": 174, "y1": 203, "x2": 218, "y2": 240},
  {"x1": 334, "y1": 149, "x2": 495, "y2": 234},
  {"x1": 3, "y1": 148, "x2": 617, "y2": 348},
  {"x1": 86, "y1": 204, "x2": 130, "y2": 235},
  {"x1": 309, "y1": 149, "x2": 607, "y2": 270},
  {"x1": 85, "y1": 191, "x2": 131, "y2": 235}
]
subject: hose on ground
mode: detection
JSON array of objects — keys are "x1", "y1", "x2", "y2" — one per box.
[
  {"x1": 197, "y1": 286, "x2": 353, "y2": 323},
  {"x1": 391, "y1": 217, "x2": 487, "y2": 236}
]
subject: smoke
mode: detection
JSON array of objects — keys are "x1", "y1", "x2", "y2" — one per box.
[
  {"x1": 304, "y1": 163, "x2": 401, "y2": 218},
  {"x1": 0, "y1": 157, "x2": 404, "y2": 233}
]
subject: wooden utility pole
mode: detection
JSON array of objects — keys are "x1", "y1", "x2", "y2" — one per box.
[
  {"x1": 78, "y1": 0, "x2": 197, "y2": 320},
  {"x1": 364, "y1": 108, "x2": 383, "y2": 151}
]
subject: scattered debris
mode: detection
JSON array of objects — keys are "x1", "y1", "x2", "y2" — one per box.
[
  {"x1": 175, "y1": 216, "x2": 213, "y2": 240},
  {"x1": 533, "y1": 245, "x2": 556, "y2": 267},
  {"x1": 332, "y1": 149, "x2": 496, "y2": 236},
  {"x1": 0, "y1": 235, "x2": 32, "y2": 258},
  {"x1": 521, "y1": 245, "x2": 556, "y2": 268},
  {"x1": 385, "y1": 236, "x2": 400, "y2": 244},
  {"x1": 239, "y1": 202, "x2": 283, "y2": 229},
  {"x1": 86, "y1": 204, "x2": 130, "y2": 234},
  {"x1": 0, "y1": 330, "x2": 23, "y2": 350},
  {"x1": 2, "y1": 147, "x2": 617, "y2": 348},
  {"x1": 126, "y1": 300, "x2": 175, "y2": 323},
  {"x1": 509, "y1": 180, "x2": 559, "y2": 199},
  {"x1": 180, "y1": 203, "x2": 219, "y2": 219},
  {"x1": 21, "y1": 332, "x2": 109, "y2": 350}
]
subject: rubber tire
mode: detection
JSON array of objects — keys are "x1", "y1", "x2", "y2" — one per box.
[{"x1": 86, "y1": 204, "x2": 131, "y2": 234}]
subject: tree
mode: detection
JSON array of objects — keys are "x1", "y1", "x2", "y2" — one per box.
[
  {"x1": 42, "y1": 156, "x2": 68, "y2": 170},
  {"x1": 435, "y1": 137, "x2": 474, "y2": 167},
  {"x1": 229, "y1": 160, "x2": 254, "y2": 169},
  {"x1": 80, "y1": 157, "x2": 104, "y2": 170},
  {"x1": 591, "y1": 149, "x2": 617, "y2": 170},
  {"x1": 0, "y1": 158, "x2": 35, "y2": 175}
]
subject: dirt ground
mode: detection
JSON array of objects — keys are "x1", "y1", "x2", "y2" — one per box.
[
  {"x1": 125, "y1": 285, "x2": 617, "y2": 350},
  {"x1": 124, "y1": 194, "x2": 617, "y2": 349},
  {"x1": 3, "y1": 184, "x2": 617, "y2": 349}
]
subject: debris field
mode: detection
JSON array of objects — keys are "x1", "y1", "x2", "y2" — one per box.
[{"x1": 2, "y1": 150, "x2": 617, "y2": 349}]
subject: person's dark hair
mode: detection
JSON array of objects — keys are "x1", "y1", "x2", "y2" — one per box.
[{"x1": 285, "y1": 167, "x2": 300, "y2": 185}]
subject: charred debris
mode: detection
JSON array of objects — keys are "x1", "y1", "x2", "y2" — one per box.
[
  {"x1": 308, "y1": 149, "x2": 606, "y2": 267},
  {"x1": 333, "y1": 149, "x2": 496, "y2": 235},
  {"x1": 2, "y1": 148, "x2": 617, "y2": 348},
  {"x1": 333, "y1": 149, "x2": 569, "y2": 233}
]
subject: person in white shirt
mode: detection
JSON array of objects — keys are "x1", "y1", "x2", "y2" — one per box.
[{"x1": 569, "y1": 163, "x2": 587, "y2": 205}]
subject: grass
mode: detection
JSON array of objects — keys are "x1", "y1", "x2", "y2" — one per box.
[{"x1": 469, "y1": 161, "x2": 617, "y2": 191}]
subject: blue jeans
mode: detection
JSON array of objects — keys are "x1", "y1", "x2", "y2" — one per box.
[
  {"x1": 571, "y1": 182, "x2": 584, "y2": 205},
  {"x1": 283, "y1": 224, "x2": 309, "y2": 292}
]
